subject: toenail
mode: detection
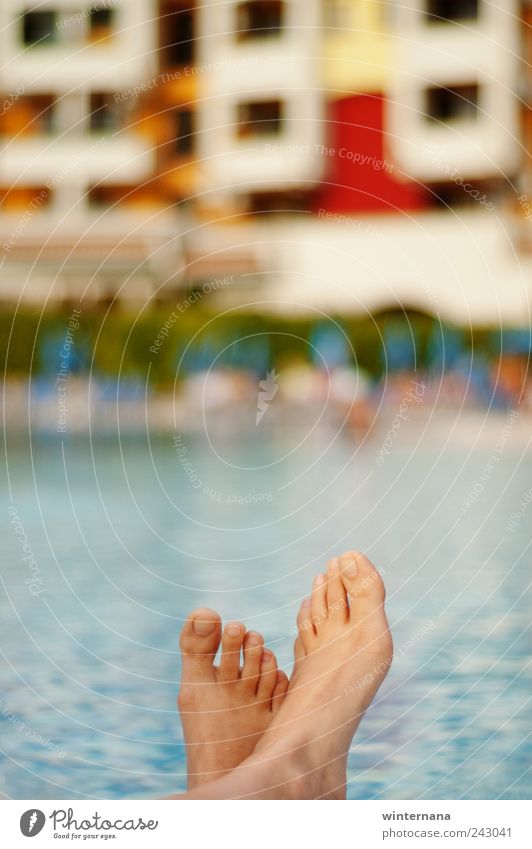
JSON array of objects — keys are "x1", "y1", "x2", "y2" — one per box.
[
  {"x1": 343, "y1": 558, "x2": 358, "y2": 578},
  {"x1": 302, "y1": 597, "x2": 312, "y2": 608},
  {"x1": 227, "y1": 623, "x2": 242, "y2": 637},
  {"x1": 193, "y1": 618, "x2": 217, "y2": 636},
  {"x1": 313, "y1": 574, "x2": 325, "y2": 587},
  {"x1": 261, "y1": 649, "x2": 273, "y2": 664},
  {"x1": 247, "y1": 632, "x2": 262, "y2": 646}
]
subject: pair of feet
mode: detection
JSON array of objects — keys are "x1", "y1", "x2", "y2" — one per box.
[{"x1": 178, "y1": 550, "x2": 393, "y2": 799}]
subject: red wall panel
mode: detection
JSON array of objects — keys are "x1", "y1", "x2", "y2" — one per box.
[{"x1": 314, "y1": 94, "x2": 427, "y2": 214}]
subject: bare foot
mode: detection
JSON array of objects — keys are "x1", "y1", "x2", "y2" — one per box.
[
  {"x1": 178, "y1": 608, "x2": 289, "y2": 788},
  {"x1": 250, "y1": 550, "x2": 393, "y2": 799},
  {"x1": 170, "y1": 552, "x2": 391, "y2": 800}
]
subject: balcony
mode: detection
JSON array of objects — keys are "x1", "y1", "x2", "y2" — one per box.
[{"x1": 0, "y1": 135, "x2": 154, "y2": 186}]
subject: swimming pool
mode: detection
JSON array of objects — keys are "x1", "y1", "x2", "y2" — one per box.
[{"x1": 1, "y1": 410, "x2": 531, "y2": 799}]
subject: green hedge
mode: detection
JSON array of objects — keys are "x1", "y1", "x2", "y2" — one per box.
[{"x1": 0, "y1": 304, "x2": 510, "y2": 387}]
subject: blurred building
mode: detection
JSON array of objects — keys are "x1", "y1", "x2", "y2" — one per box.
[
  {"x1": 197, "y1": 0, "x2": 324, "y2": 213},
  {"x1": 389, "y1": 0, "x2": 520, "y2": 187},
  {"x1": 0, "y1": 0, "x2": 530, "y2": 324},
  {"x1": 0, "y1": 0, "x2": 177, "y2": 303}
]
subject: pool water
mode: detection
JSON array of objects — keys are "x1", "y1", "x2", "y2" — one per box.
[{"x1": 1, "y1": 411, "x2": 531, "y2": 799}]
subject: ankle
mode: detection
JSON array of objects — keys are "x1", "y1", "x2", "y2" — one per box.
[{"x1": 246, "y1": 735, "x2": 316, "y2": 798}]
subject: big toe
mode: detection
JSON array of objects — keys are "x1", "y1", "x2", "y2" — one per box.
[
  {"x1": 180, "y1": 608, "x2": 222, "y2": 681},
  {"x1": 340, "y1": 552, "x2": 385, "y2": 603},
  {"x1": 339, "y1": 551, "x2": 387, "y2": 626},
  {"x1": 339, "y1": 552, "x2": 392, "y2": 668}
]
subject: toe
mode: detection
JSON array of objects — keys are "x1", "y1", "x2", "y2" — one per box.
[
  {"x1": 342, "y1": 551, "x2": 392, "y2": 665},
  {"x1": 271, "y1": 670, "x2": 289, "y2": 712},
  {"x1": 340, "y1": 550, "x2": 386, "y2": 616},
  {"x1": 241, "y1": 631, "x2": 264, "y2": 692},
  {"x1": 297, "y1": 597, "x2": 314, "y2": 650},
  {"x1": 326, "y1": 558, "x2": 348, "y2": 621},
  {"x1": 180, "y1": 608, "x2": 221, "y2": 682},
  {"x1": 218, "y1": 621, "x2": 245, "y2": 683},
  {"x1": 256, "y1": 647, "x2": 278, "y2": 703},
  {"x1": 311, "y1": 573, "x2": 328, "y2": 627}
]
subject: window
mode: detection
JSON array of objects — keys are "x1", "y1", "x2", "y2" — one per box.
[
  {"x1": 237, "y1": 100, "x2": 283, "y2": 137},
  {"x1": 236, "y1": 1, "x2": 283, "y2": 40},
  {"x1": 90, "y1": 92, "x2": 121, "y2": 132},
  {"x1": 160, "y1": 4, "x2": 195, "y2": 67},
  {"x1": 0, "y1": 187, "x2": 52, "y2": 211},
  {"x1": 425, "y1": 84, "x2": 479, "y2": 122},
  {"x1": 89, "y1": 6, "x2": 115, "y2": 39},
  {"x1": 90, "y1": 7, "x2": 114, "y2": 30},
  {"x1": 249, "y1": 190, "x2": 309, "y2": 213},
  {"x1": 22, "y1": 10, "x2": 57, "y2": 46},
  {"x1": 432, "y1": 183, "x2": 490, "y2": 209},
  {"x1": 20, "y1": 95, "x2": 56, "y2": 134},
  {"x1": 174, "y1": 109, "x2": 194, "y2": 155},
  {"x1": 425, "y1": 0, "x2": 479, "y2": 23},
  {"x1": 0, "y1": 94, "x2": 55, "y2": 135},
  {"x1": 88, "y1": 184, "x2": 145, "y2": 208}
]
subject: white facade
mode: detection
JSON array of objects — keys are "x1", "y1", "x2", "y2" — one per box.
[
  {"x1": 0, "y1": 0, "x2": 157, "y2": 91},
  {"x1": 187, "y1": 210, "x2": 532, "y2": 326},
  {"x1": 0, "y1": 0, "x2": 157, "y2": 210},
  {"x1": 196, "y1": 0, "x2": 325, "y2": 197},
  {"x1": 388, "y1": 0, "x2": 521, "y2": 182}
]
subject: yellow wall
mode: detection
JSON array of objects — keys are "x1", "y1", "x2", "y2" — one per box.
[{"x1": 323, "y1": 0, "x2": 391, "y2": 94}]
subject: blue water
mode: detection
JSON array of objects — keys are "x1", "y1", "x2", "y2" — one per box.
[{"x1": 1, "y1": 412, "x2": 531, "y2": 799}]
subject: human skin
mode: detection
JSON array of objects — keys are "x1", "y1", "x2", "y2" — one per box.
[{"x1": 170, "y1": 550, "x2": 392, "y2": 800}]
